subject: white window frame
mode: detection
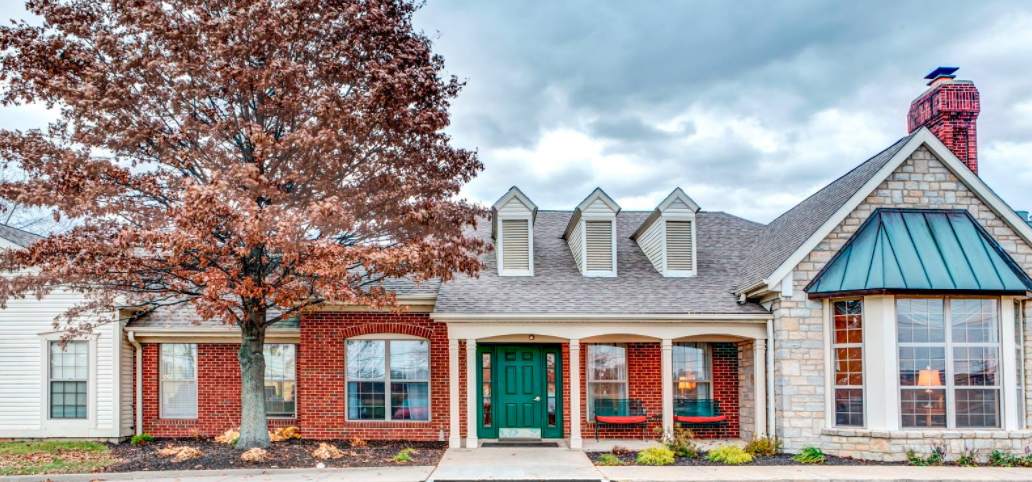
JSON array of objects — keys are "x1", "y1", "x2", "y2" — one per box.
[
  {"x1": 896, "y1": 297, "x2": 1003, "y2": 430},
  {"x1": 344, "y1": 337, "x2": 431, "y2": 422},
  {"x1": 39, "y1": 333, "x2": 99, "y2": 426},
  {"x1": 160, "y1": 344, "x2": 198, "y2": 420},
  {"x1": 580, "y1": 218, "x2": 617, "y2": 277},
  {"x1": 831, "y1": 299, "x2": 866, "y2": 428},
  {"x1": 1015, "y1": 300, "x2": 1026, "y2": 429},
  {"x1": 586, "y1": 343, "x2": 628, "y2": 420},
  {"x1": 264, "y1": 344, "x2": 297, "y2": 419},
  {"x1": 671, "y1": 342, "x2": 712, "y2": 401},
  {"x1": 497, "y1": 215, "x2": 534, "y2": 277}
]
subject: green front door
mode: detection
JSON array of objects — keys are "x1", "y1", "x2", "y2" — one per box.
[
  {"x1": 498, "y1": 346, "x2": 541, "y2": 438},
  {"x1": 477, "y1": 344, "x2": 563, "y2": 439}
]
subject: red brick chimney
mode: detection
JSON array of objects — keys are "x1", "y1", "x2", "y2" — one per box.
[{"x1": 907, "y1": 67, "x2": 980, "y2": 174}]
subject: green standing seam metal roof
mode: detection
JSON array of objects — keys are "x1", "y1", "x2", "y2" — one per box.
[{"x1": 805, "y1": 209, "x2": 1032, "y2": 297}]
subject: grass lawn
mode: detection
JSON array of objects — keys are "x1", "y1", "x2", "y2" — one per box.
[{"x1": 0, "y1": 441, "x2": 116, "y2": 476}]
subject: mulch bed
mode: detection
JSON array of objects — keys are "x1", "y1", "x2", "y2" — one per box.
[
  {"x1": 106, "y1": 439, "x2": 446, "y2": 472},
  {"x1": 588, "y1": 451, "x2": 899, "y2": 467}
]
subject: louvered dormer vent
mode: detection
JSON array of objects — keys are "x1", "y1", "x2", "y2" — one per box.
[
  {"x1": 631, "y1": 187, "x2": 700, "y2": 277},
  {"x1": 501, "y1": 219, "x2": 530, "y2": 271},
  {"x1": 585, "y1": 221, "x2": 614, "y2": 272},
  {"x1": 492, "y1": 186, "x2": 538, "y2": 276},
  {"x1": 563, "y1": 188, "x2": 621, "y2": 277},
  {"x1": 665, "y1": 221, "x2": 693, "y2": 271}
]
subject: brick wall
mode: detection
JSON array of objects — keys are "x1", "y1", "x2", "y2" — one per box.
[
  {"x1": 298, "y1": 312, "x2": 451, "y2": 441},
  {"x1": 142, "y1": 343, "x2": 297, "y2": 437},
  {"x1": 579, "y1": 342, "x2": 739, "y2": 440}
]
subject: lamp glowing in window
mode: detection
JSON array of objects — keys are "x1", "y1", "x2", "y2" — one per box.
[
  {"x1": 677, "y1": 374, "x2": 697, "y2": 391},
  {"x1": 916, "y1": 366, "x2": 942, "y2": 394}
]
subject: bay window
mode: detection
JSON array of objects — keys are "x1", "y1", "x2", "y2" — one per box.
[
  {"x1": 586, "y1": 343, "x2": 627, "y2": 419},
  {"x1": 49, "y1": 341, "x2": 88, "y2": 419},
  {"x1": 264, "y1": 344, "x2": 296, "y2": 418},
  {"x1": 832, "y1": 300, "x2": 864, "y2": 427},
  {"x1": 160, "y1": 344, "x2": 198, "y2": 419},
  {"x1": 672, "y1": 342, "x2": 711, "y2": 400},
  {"x1": 897, "y1": 298, "x2": 1001, "y2": 429},
  {"x1": 346, "y1": 339, "x2": 429, "y2": 421}
]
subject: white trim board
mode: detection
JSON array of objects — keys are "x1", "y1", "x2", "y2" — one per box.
[{"x1": 760, "y1": 127, "x2": 1032, "y2": 293}]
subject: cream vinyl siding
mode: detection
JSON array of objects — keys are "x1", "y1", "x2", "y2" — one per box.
[
  {"x1": 637, "y1": 218, "x2": 664, "y2": 272},
  {"x1": 665, "y1": 221, "x2": 693, "y2": 271},
  {"x1": 501, "y1": 219, "x2": 530, "y2": 271},
  {"x1": 583, "y1": 197, "x2": 615, "y2": 216},
  {"x1": 497, "y1": 196, "x2": 531, "y2": 217},
  {"x1": 665, "y1": 198, "x2": 695, "y2": 216},
  {"x1": 569, "y1": 220, "x2": 584, "y2": 271},
  {"x1": 119, "y1": 326, "x2": 134, "y2": 434},
  {"x1": 585, "y1": 221, "x2": 614, "y2": 272}
]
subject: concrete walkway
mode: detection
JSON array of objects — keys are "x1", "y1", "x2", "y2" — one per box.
[
  {"x1": 427, "y1": 446, "x2": 602, "y2": 480},
  {"x1": 0, "y1": 466, "x2": 435, "y2": 482},
  {"x1": 599, "y1": 464, "x2": 1032, "y2": 481}
]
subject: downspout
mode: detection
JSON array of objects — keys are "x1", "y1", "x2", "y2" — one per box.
[
  {"x1": 127, "y1": 331, "x2": 143, "y2": 436},
  {"x1": 766, "y1": 319, "x2": 775, "y2": 438}
]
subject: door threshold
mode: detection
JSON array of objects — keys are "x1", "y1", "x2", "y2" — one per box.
[{"x1": 482, "y1": 440, "x2": 560, "y2": 448}]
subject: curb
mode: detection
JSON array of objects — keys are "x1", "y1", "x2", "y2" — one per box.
[{"x1": 0, "y1": 465, "x2": 438, "y2": 482}]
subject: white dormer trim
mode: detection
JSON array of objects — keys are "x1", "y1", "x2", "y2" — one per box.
[
  {"x1": 631, "y1": 188, "x2": 701, "y2": 277},
  {"x1": 492, "y1": 186, "x2": 537, "y2": 277},
  {"x1": 564, "y1": 188, "x2": 620, "y2": 277}
]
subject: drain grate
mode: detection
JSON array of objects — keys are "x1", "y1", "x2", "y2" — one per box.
[{"x1": 480, "y1": 441, "x2": 561, "y2": 448}]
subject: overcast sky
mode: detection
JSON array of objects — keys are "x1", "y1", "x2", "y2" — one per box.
[{"x1": 3, "y1": 1, "x2": 1031, "y2": 224}]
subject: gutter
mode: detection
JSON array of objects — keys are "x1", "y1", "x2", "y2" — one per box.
[
  {"x1": 127, "y1": 331, "x2": 142, "y2": 437},
  {"x1": 431, "y1": 312, "x2": 774, "y2": 322}
]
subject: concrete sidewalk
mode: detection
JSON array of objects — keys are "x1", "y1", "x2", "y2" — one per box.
[
  {"x1": 0, "y1": 466, "x2": 435, "y2": 482},
  {"x1": 599, "y1": 464, "x2": 1032, "y2": 481},
  {"x1": 427, "y1": 447, "x2": 603, "y2": 480}
]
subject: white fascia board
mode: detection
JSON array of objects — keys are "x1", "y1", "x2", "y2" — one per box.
[
  {"x1": 430, "y1": 312, "x2": 774, "y2": 322},
  {"x1": 761, "y1": 129, "x2": 926, "y2": 290},
  {"x1": 763, "y1": 128, "x2": 1032, "y2": 290}
]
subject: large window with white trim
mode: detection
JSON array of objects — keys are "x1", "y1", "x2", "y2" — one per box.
[
  {"x1": 897, "y1": 298, "x2": 1001, "y2": 429},
  {"x1": 264, "y1": 344, "x2": 296, "y2": 418},
  {"x1": 346, "y1": 339, "x2": 429, "y2": 421},
  {"x1": 160, "y1": 344, "x2": 198, "y2": 419},
  {"x1": 832, "y1": 300, "x2": 864, "y2": 427},
  {"x1": 49, "y1": 341, "x2": 88, "y2": 419},
  {"x1": 586, "y1": 343, "x2": 627, "y2": 419},
  {"x1": 672, "y1": 343, "x2": 710, "y2": 400}
]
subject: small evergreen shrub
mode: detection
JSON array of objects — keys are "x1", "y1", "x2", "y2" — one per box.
[
  {"x1": 596, "y1": 453, "x2": 625, "y2": 466},
  {"x1": 636, "y1": 446, "x2": 675, "y2": 466},
  {"x1": 393, "y1": 448, "x2": 418, "y2": 463},
  {"x1": 130, "y1": 434, "x2": 154, "y2": 446},
  {"x1": 744, "y1": 436, "x2": 782, "y2": 457},
  {"x1": 791, "y1": 446, "x2": 825, "y2": 465},
  {"x1": 705, "y1": 444, "x2": 753, "y2": 465}
]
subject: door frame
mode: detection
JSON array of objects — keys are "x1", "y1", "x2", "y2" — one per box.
[{"x1": 476, "y1": 343, "x2": 563, "y2": 439}]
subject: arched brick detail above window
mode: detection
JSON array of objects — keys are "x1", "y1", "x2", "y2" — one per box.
[{"x1": 339, "y1": 322, "x2": 434, "y2": 340}]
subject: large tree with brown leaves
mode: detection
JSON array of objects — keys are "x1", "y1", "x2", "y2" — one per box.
[{"x1": 0, "y1": 0, "x2": 485, "y2": 448}]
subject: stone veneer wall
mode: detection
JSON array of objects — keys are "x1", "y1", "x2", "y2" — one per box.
[
  {"x1": 737, "y1": 340, "x2": 756, "y2": 441},
  {"x1": 772, "y1": 145, "x2": 1032, "y2": 461}
]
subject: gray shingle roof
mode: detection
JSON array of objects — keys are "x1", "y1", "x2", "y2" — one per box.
[
  {"x1": 733, "y1": 134, "x2": 916, "y2": 293},
  {"x1": 434, "y1": 210, "x2": 769, "y2": 315},
  {"x1": 0, "y1": 224, "x2": 43, "y2": 248}
]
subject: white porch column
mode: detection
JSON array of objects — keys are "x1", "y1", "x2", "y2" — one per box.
[
  {"x1": 1002, "y1": 298, "x2": 1020, "y2": 431},
  {"x1": 661, "y1": 339, "x2": 673, "y2": 434},
  {"x1": 465, "y1": 339, "x2": 478, "y2": 448},
  {"x1": 448, "y1": 339, "x2": 461, "y2": 448},
  {"x1": 754, "y1": 339, "x2": 767, "y2": 438},
  {"x1": 569, "y1": 339, "x2": 582, "y2": 449}
]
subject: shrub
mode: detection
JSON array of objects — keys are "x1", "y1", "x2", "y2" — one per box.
[
  {"x1": 956, "y1": 446, "x2": 979, "y2": 467},
  {"x1": 610, "y1": 445, "x2": 632, "y2": 456},
  {"x1": 596, "y1": 453, "x2": 624, "y2": 466},
  {"x1": 706, "y1": 445, "x2": 753, "y2": 465},
  {"x1": 907, "y1": 443, "x2": 947, "y2": 467},
  {"x1": 791, "y1": 446, "x2": 825, "y2": 465},
  {"x1": 744, "y1": 436, "x2": 782, "y2": 457},
  {"x1": 130, "y1": 434, "x2": 154, "y2": 446},
  {"x1": 662, "y1": 427, "x2": 699, "y2": 458},
  {"x1": 636, "y1": 446, "x2": 675, "y2": 466},
  {"x1": 394, "y1": 448, "x2": 418, "y2": 463},
  {"x1": 988, "y1": 449, "x2": 1020, "y2": 468}
]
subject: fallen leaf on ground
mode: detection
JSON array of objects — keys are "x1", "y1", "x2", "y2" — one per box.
[
  {"x1": 241, "y1": 448, "x2": 268, "y2": 463},
  {"x1": 156, "y1": 445, "x2": 203, "y2": 462},
  {"x1": 312, "y1": 443, "x2": 347, "y2": 460},
  {"x1": 214, "y1": 429, "x2": 239, "y2": 445}
]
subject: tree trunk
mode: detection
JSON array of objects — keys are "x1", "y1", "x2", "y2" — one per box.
[{"x1": 236, "y1": 314, "x2": 271, "y2": 449}]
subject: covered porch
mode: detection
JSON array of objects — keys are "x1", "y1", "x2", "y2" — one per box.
[{"x1": 441, "y1": 318, "x2": 774, "y2": 449}]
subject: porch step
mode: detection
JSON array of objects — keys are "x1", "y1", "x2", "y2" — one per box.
[{"x1": 482, "y1": 441, "x2": 561, "y2": 448}]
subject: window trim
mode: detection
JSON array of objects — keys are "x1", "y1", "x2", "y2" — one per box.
[
  {"x1": 830, "y1": 299, "x2": 867, "y2": 428},
  {"x1": 586, "y1": 343, "x2": 628, "y2": 421},
  {"x1": 38, "y1": 332, "x2": 98, "y2": 426},
  {"x1": 671, "y1": 342, "x2": 712, "y2": 401},
  {"x1": 159, "y1": 343, "x2": 199, "y2": 420},
  {"x1": 896, "y1": 296, "x2": 1003, "y2": 430},
  {"x1": 344, "y1": 337, "x2": 432, "y2": 423},
  {"x1": 1015, "y1": 300, "x2": 1026, "y2": 429},
  {"x1": 264, "y1": 343, "x2": 297, "y2": 419}
]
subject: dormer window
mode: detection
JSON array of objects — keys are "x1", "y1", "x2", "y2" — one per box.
[
  {"x1": 492, "y1": 187, "x2": 537, "y2": 276},
  {"x1": 563, "y1": 188, "x2": 620, "y2": 277},
  {"x1": 631, "y1": 188, "x2": 700, "y2": 277}
]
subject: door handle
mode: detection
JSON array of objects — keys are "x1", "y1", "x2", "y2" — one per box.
[{"x1": 533, "y1": 396, "x2": 541, "y2": 401}]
